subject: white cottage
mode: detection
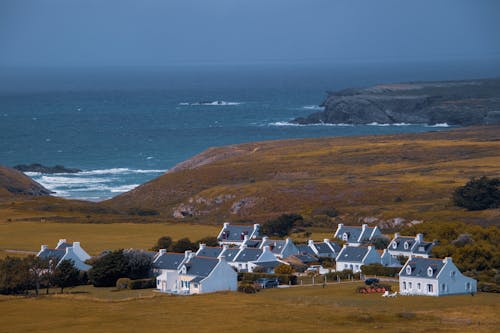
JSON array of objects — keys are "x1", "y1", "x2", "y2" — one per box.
[
  {"x1": 306, "y1": 239, "x2": 340, "y2": 258},
  {"x1": 37, "y1": 239, "x2": 91, "y2": 271},
  {"x1": 335, "y1": 245, "x2": 381, "y2": 273},
  {"x1": 177, "y1": 256, "x2": 237, "y2": 295},
  {"x1": 399, "y1": 257, "x2": 477, "y2": 296},
  {"x1": 334, "y1": 224, "x2": 382, "y2": 247},
  {"x1": 388, "y1": 233, "x2": 434, "y2": 259},
  {"x1": 217, "y1": 222, "x2": 260, "y2": 246},
  {"x1": 154, "y1": 249, "x2": 188, "y2": 293}
]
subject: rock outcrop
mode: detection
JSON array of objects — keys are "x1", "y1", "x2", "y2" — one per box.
[
  {"x1": 0, "y1": 166, "x2": 52, "y2": 198},
  {"x1": 294, "y1": 78, "x2": 500, "y2": 126},
  {"x1": 13, "y1": 164, "x2": 81, "y2": 174}
]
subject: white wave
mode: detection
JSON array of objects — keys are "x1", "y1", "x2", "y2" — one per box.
[
  {"x1": 39, "y1": 176, "x2": 110, "y2": 185},
  {"x1": 302, "y1": 105, "x2": 324, "y2": 110},
  {"x1": 109, "y1": 184, "x2": 140, "y2": 193},
  {"x1": 269, "y1": 121, "x2": 353, "y2": 127},
  {"x1": 180, "y1": 101, "x2": 242, "y2": 106},
  {"x1": 366, "y1": 122, "x2": 391, "y2": 126},
  {"x1": 24, "y1": 172, "x2": 42, "y2": 177},
  {"x1": 426, "y1": 123, "x2": 450, "y2": 127},
  {"x1": 79, "y1": 168, "x2": 165, "y2": 175}
]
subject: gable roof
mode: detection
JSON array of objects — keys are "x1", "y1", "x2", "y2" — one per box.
[
  {"x1": 336, "y1": 225, "x2": 378, "y2": 244},
  {"x1": 184, "y1": 257, "x2": 218, "y2": 277},
  {"x1": 221, "y1": 248, "x2": 240, "y2": 261},
  {"x1": 297, "y1": 244, "x2": 317, "y2": 257},
  {"x1": 313, "y1": 242, "x2": 335, "y2": 254},
  {"x1": 197, "y1": 247, "x2": 223, "y2": 258},
  {"x1": 153, "y1": 253, "x2": 185, "y2": 270},
  {"x1": 336, "y1": 246, "x2": 370, "y2": 263},
  {"x1": 38, "y1": 248, "x2": 65, "y2": 262},
  {"x1": 400, "y1": 257, "x2": 445, "y2": 279},
  {"x1": 234, "y1": 248, "x2": 263, "y2": 262},
  {"x1": 389, "y1": 236, "x2": 416, "y2": 252},
  {"x1": 262, "y1": 239, "x2": 286, "y2": 255},
  {"x1": 412, "y1": 241, "x2": 434, "y2": 255},
  {"x1": 55, "y1": 242, "x2": 72, "y2": 250},
  {"x1": 218, "y1": 225, "x2": 254, "y2": 242}
]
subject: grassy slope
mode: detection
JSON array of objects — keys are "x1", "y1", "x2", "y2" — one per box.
[
  {"x1": 0, "y1": 283, "x2": 498, "y2": 333},
  {"x1": 105, "y1": 126, "x2": 500, "y2": 225}
]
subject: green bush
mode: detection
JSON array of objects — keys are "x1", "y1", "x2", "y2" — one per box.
[
  {"x1": 238, "y1": 272, "x2": 297, "y2": 285},
  {"x1": 325, "y1": 270, "x2": 361, "y2": 281},
  {"x1": 453, "y1": 176, "x2": 500, "y2": 211},
  {"x1": 361, "y1": 264, "x2": 401, "y2": 277},
  {"x1": 127, "y1": 278, "x2": 155, "y2": 290}
]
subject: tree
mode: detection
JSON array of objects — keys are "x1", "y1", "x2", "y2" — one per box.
[
  {"x1": 0, "y1": 257, "x2": 31, "y2": 295},
  {"x1": 453, "y1": 176, "x2": 500, "y2": 211},
  {"x1": 261, "y1": 214, "x2": 303, "y2": 237},
  {"x1": 274, "y1": 264, "x2": 294, "y2": 275},
  {"x1": 196, "y1": 236, "x2": 219, "y2": 247},
  {"x1": 172, "y1": 238, "x2": 197, "y2": 253},
  {"x1": 27, "y1": 256, "x2": 49, "y2": 296},
  {"x1": 88, "y1": 250, "x2": 128, "y2": 287},
  {"x1": 53, "y1": 260, "x2": 80, "y2": 293},
  {"x1": 151, "y1": 236, "x2": 173, "y2": 251},
  {"x1": 370, "y1": 236, "x2": 390, "y2": 250},
  {"x1": 123, "y1": 249, "x2": 153, "y2": 280}
]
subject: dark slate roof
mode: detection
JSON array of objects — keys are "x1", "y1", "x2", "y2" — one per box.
[
  {"x1": 294, "y1": 254, "x2": 318, "y2": 264},
  {"x1": 413, "y1": 241, "x2": 434, "y2": 255},
  {"x1": 191, "y1": 276, "x2": 205, "y2": 283},
  {"x1": 329, "y1": 242, "x2": 341, "y2": 253},
  {"x1": 221, "y1": 248, "x2": 240, "y2": 261},
  {"x1": 185, "y1": 257, "x2": 218, "y2": 277},
  {"x1": 313, "y1": 243, "x2": 334, "y2": 254},
  {"x1": 262, "y1": 240, "x2": 286, "y2": 254},
  {"x1": 254, "y1": 261, "x2": 281, "y2": 269},
  {"x1": 400, "y1": 257, "x2": 445, "y2": 279},
  {"x1": 336, "y1": 246, "x2": 369, "y2": 263},
  {"x1": 197, "y1": 247, "x2": 223, "y2": 258},
  {"x1": 245, "y1": 240, "x2": 262, "y2": 248},
  {"x1": 390, "y1": 237, "x2": 416, "y2": 252},
  {"x1": 234, "y1": 248, "x2": 262, "y2": 262},
  {"x1": 38, "y1": 248, "x2": 65, "y2": 261},
  {"x1": 55, "y1": 242, "x2": 72, "y2": 250},
  {"x1": 218, "y1": 225, "x2": 254, "y2": 241},
  {"x1": 337, "y1": 227, "x2": 363, "y2": 243},
  {"x1": 153, "y1": 253, "x2": 185, "y2": 270},
  {"x1": 297, "y1": 244, "x2": 316, "y2": 257}
]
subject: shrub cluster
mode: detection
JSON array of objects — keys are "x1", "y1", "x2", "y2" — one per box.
[
  {"x1": 360, "y1": 264, "x2": 401, "y2": 277},
  {"x1": 325, "y1": 270, "x2": 361, "y2": 281},
  {"x1": 238, "y1": 272, "x2": 297, "y2": 285}
]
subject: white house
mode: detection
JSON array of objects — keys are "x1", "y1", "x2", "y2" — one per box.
[
  {"x1": 306, "y1": 239, "x2": 340, "y2": 258},
  {"x1": 257, "y1": 237, "x2": 299, "y2": 259},
  {"x1": 176, "y1": 255, "x2": 237, "y2": 295},
  {"x1": 388, "y1": 233, "x2": 434, "y2": 259},
  {"x1": 335, "y1": 245, "x2": 381, "y2": 273},
  {"x1": 399, "y1": 257, "x2": 477, "y2": 296},
  {"x1": 154, "y1": 249, "x2": 188, "y2": 293},
  {"x1": 217, "y1": 222, "x2": 260, "y2": 245},
  {"x1": 230, "y1": 245, "x2": 282, "y2": 273},
  {"x1": 334, "y1": 224, "x2": 382, "y2": 247},
  {"x1": 37, "y1": 239, "x2": 91, "y2": 271}
]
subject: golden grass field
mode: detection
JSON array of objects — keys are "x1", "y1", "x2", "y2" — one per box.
[{"x1": 0, "y1": 283, "x2": 498, "y2": 333}]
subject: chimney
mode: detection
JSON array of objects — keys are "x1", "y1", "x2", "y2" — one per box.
[
  {"x1": 362, "y1": 224, "x2": 367, "y2": 231},
  {"x1": 184, "y1": 250, "x2": 193, "y2": 260},
  {"x1": 65, "y1": 247, "x2": 73, "y2": 254},
  {"x1": 262, "y1": 236, "x2": 268, "y2": 243},
  {"x1": 444, "y1": 257, "x2": 452, "y2": 264},
  {"x1": 73, "y1": 241, "x2": 81, "y2": 249},
  {"x1": 415, "y1": 233, "x2": 423, "y2": 242},
  {"x1": 219, "y1": 255, "x2": 226, "y2": 263},
  {"x1": 222, "y1": 244, "x2": 229, "y2": 251},
  {"x1": 223, "y1": 222, "x2": 230, "y2": 229},
  {"x1": 243, "y1": 234, "x2": 249, "y2": 242},
  {"x1": 394, "y1": 232, "x2": 400, "y2": 238},
  {"x1": 159, "y1": 249, "x2": 166, "y2": 255},
  {"x1": 285, "y1": 238, "x2": 290, "y2": 245},
  {"x1": 323, "y1": 238, "x2": 330, "y2": 244},
  {"x1": 41, "y1": 245, "x2": 48, "y2": 252},
  {"x1": 253, "y1": 223, "x2": 260, "y2": 234},
  {"x1": 367, "y1": 246, "x2": 373, "y2": 251},
  {"x1": 57, "y1": 239, "x2": 67, "y2": 247},
  {"x1": 307, "y1": 239, "x2": 314, "y2": 247},
  {"x1": 199, "y1": 243, "x2": 206, "y2": 251}
]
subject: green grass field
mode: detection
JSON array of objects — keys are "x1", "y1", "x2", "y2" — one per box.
[{"x1": 0, "y1": 283, "x2": 497, "y2": 333}]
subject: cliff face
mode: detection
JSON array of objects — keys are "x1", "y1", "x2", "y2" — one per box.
[
  {"x1": 0, "y1": 166, "x2": 52, "y2": 199},
  {"x1": 294, "y1": 78, "x2": 500, "y2": 125}
]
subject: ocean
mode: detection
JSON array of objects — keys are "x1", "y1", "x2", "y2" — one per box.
[{"x1": 1, "y1": 60, "x2": 500, "y2": 201}]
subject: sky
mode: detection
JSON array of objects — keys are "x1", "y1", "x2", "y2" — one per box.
[{"x1": 0, "y1": 0, "x2": 499, "y2": 67}]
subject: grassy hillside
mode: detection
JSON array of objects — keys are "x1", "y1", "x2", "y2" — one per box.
[
  {"x1": 0, "y1": 283, "x2": 498, "y2": 333},
  {"x1": 0, "y1": 166, "x2": 51, "y2": 198},
  {"x1": 105, "y1": 126, "x2": 500, "y2": 225}
]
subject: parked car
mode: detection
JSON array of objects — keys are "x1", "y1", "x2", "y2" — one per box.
[
  {"x1": 365, "y1": 278, "x2": 380, "y2": 286},
  {"x1": 255, "y1": 278, "x2": 279, "y2": 289}
]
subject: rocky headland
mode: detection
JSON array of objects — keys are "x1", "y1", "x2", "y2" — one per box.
[
  {"x1": 294, "y1": 78, "x2": 500, "y2": 126},
  {"x1": 0, "y1": 166, "x2": 52, "y2": 198},
  {"x1": 13, "y1": 164, "x2": 82, "y2": 174}
]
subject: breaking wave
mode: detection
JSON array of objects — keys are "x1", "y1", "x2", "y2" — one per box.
[
  {"x1": 179, "y1": 101, "x2": 242, "y2": 106},
  {"x1": 268, "y1": 121, "x2": 353, "y2": 127}
]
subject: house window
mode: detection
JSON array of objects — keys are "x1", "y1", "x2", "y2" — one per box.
[
  {"x1": 402, "y1": 281, "x2": 406, "y2": 290},
  {"x1": 466, "y1": 282, "x2": 471, "y2": 291},
  {"x1": 427, "y1": 284, "x2": 433, "y2": 293},
  {"x1": 342, "y1": 233, "x2": 348, "y2": 241},
  {"x1": 344, "y1": 264, "x2": 348, "y2": 269},
  {"x1": 427, "y1": 267, "x2": 433, "y2": 277},
  {"x1": 406, "y1": 266, "x2": 412, "y2": 275},
  {"x1": 450, "y1": 271, "x2": 456, "y2": 278},
  {"x1": 442, "y1": 283, "x2": 446, "y2": 292},
  {"x1": 409, "y1": 282, "x2": 412, "y2": 289},
  {"x1": 417, "y1": 283, "x2": 421, "y2": 290},
  {"x1": 392, "y1": 242, "x2": 397, "y2": 249},
  {"x1": 404, "y1": 242, "x2": 409, "y2": 250}
]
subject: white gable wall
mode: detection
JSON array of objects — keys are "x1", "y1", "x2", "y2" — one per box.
[
  {"x1": 198, "y1": 260, "x2": 237, "y2": 294},
  {"x1": 59, "y1": 247, "x2": 91, "y2": 271}
]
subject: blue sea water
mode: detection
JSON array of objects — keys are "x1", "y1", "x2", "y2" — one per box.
[{"x1": 1, "y1": 61, "x2": 499, "y2": 201}]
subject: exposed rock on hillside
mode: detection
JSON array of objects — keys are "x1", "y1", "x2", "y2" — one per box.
[
  {"x1": 294, "y1": 78, "x2": 500, "y2": 126},
  {"x1": 14, "y1": 164, "x2": 81, "y2": 174}
]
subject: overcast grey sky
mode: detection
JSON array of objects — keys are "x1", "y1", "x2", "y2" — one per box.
[{"x1": 1, "y1": 0, "x2": 499, "y2": 67}]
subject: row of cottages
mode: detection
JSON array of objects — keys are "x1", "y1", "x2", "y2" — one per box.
[
  {"x1": 154, "y1": 249, "x2": 237, "y2": 294},
  {"x1": 399, "y1": 257, "x2": 477, "y2": 296},
  {"x1": 217, "y1": 222, "x2": 261, "y2": 245},
  {"x1": 334, "y1": 223, "x2": 381, "y2": 246},
  {"x1": 387, "y1": 233, "x2": 434, "y2": 260},
  {"x1": 37, "y1": 239, "x2": 92, "y2": 271}
]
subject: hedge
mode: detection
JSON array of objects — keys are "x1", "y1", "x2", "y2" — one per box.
[
  {"x1": 116, "y1": 278, "x2": 130, "y2": 290},
  {"x1": 325, "y1": 270, "x2": 361, "y2": 280},
  {"x1": 360, "y1": 264, "x2": 401, "y2": 277},
  {"x1": 238, "y1": 272, "x2": 297, "y2": 285},
  {"x1": 127, "y1": 278, "x2": 156, "y2": 290}
]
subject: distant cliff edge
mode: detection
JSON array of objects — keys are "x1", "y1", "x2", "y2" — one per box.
[{"x1": 294, "y1": 78, "x2": 500, "y2": 126}]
